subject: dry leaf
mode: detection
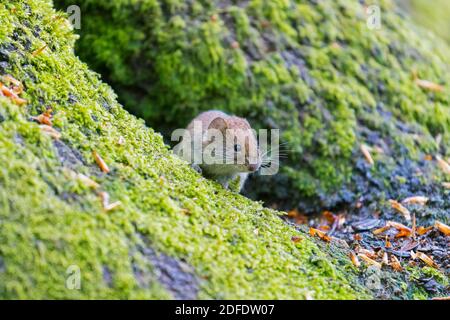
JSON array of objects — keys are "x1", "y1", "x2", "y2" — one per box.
[
  {"x1": 358, "y1": 248, "x2": 377, "y2": 259},
  {"x1": 309, "y1": 227, "x2": 331, "y2": 242},
  {"x1": 415, "y1": 79, "x2": 444, "y2": 92},
  {"x1": 1, "y1": 75, "x2": 23, "y2": 94},
  {"x1": 39, "y1": 125, "x2": 61, "y2": 139},
  {"x1": 387, "y1": 221, "x2": 412, "y2": 233},
  {"x1": 360, "y1": 144, "x2": 374, "y2": 165},
  {"x1": 0, "y1": 82, "x2": 27, "y2": 105},
  {"x1": 350, "y1": 252, "x2": 361, "y2": 267},
  {"x1": 417, "y1": 226, "x2": 433, "y2": 235},
  {"x1": 436, "y1": 156, "x2": 450, "y2": 174},
  {"x1": 318, "y1": 225, "x2": 331, "y2": 231},
  {"x1": 373, "y1": 225, "x2": 391, "y2": 235},
  {"x1": 434, "y1": 221, "x2": 450, "y2": 236},
  {"x1": 390, "y1": 255, "x2": 403, "y2": 271},
  {"x1": 395, "y1": 229, "x2": 412, "y2": 238},
  {"x1": 76, "y1": 173, "x2": 99, "y2": 189},
  {"x1": 98, "y1": 191, "x2": 122, "y2": 212},
  {"x1": 382, "y1": 252, "x2": 389, "y2": 265},
  {"x1": 32, "y1": 111, "x2": 52, "y2": 126},
  {"x1": 385, "y1": 236, "x2": 392, "y2": 248},
  {"x1": 92, "y1": 150, "x2": 110, "y2": 173},
  {"x1": 415, "y1": 78, "x2": 444, "y2": 92},
  {"x1": 389, "y1": 200, "x2": 411, "y2": 221},
  {"x1": 358, "y1": 254, "x2": 382, "y2": 268},
  {"x1": 291, "y1": 236, "x2": 302, "y2": 244},
  {"x1": 402, "y1": 196, "x2": 429, "y2": 206},
  {"x1": 414, "y1": 252, "x2": 439, "y2": 269},
  {"x1": 32, "y1": 44, "x2": 48, "y2": 57},
  {"x1": 104, "y1": 201, "x2": 122, "y2": 212},
  {"x1": 443, "y1": 182, "x2": 450, "y2": 189},
  {"x1": 66, "y1": 170, "x2": 99, "y2": 189}
]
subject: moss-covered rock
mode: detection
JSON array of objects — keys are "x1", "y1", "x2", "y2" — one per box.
[
  {"x1": 55, "y1": 0, "x2": 450, "y2": 215},
  {"x1": 0, "y1": 0, "x2": 378, "y2": 299}
]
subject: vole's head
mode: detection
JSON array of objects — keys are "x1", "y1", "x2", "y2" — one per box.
[{"x1": 204, "y1": 116, "x2": 261, "y2": 174}]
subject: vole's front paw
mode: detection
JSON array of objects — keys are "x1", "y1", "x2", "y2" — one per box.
[{"x1": 191, "y1": 163, "x2": 202, "y2": 174}]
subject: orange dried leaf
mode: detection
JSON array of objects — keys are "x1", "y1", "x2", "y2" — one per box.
[
  {"x1": 417, "y1": 226, "x2": 433, "y2": 236},
  {"x1": 2, "y1": 75, "x2": 23, "y2": 94},
  {"x1": 0, "y1": 82, "x2": 14, "y2": 97},
  {"x1": 358, "y1": 248, "x2": 377, "y2": 259},
  {"x1": 360, "y1": 144, "x2": 374, "y2": 165},
  {"x1": 73, "y1": 172, "x2": 99, "y2": 189},
  {"x1": 436, "y1": 156, "x2": 450, "y2": 175},
  {"x1": 373, "y1": 225, "x2": 391, "y2": 235},
  {"x1": 389, "y1": 200, "x2": 411, "y2": 221},
  {"x1": 322, "y1": 210, "x2": 336, "y2": 223},
  {"x1": 415, "y1": 78, "x2": 444, "y2": 92},
  {"x1": 291, "y1": 236, "x2": 302, "y2": 244},
  {"x1": 104, "y1": 201, "x2": 122, "y2": 212},
  {"x1": 402, "y1": 196, "x2": 429, "y2": 206},
  {"x1": 354, "y1": 234, "x2": 362, "y2": 241},
  {"x1": 0, "y1": 81, "x2": 27, "y2": 105},
  {"x1": 11, "y1": 96, "x2": 27, "y2": 105},
  {"x1": 387, "y1": 221, "x2": 412, "y2": 233},
  {"x1": 32, "y1": 113, "x2": 52, "y2": 126},
  {"x1": 32, "y1": 44, "x2": 48, "y2": 57},
  {"x1": 39, "y1": 125, "x2": 61, "y2": 139},
  {"x1": 318, "y1": 225, "x2": 331, "y2": 231},
  {"x1": 92, "y1": 150, "x2": 110, "y2": 173},
  {"x1": 414, "y1": 252, "x2": 439, "y2": 269},
  {"x1": 350, "y1": 252, "x2": 361, "y2": 267},
  {"x1": 434, "y1": 221, "x2": 450, "y2": 236},
  {"x1": 98, "y1": 191, "x2": 121, "y2": 212},
  {"x1": 309, "y1": 227, "x2": 331, "y2": 242},
  {"x1": 390, "y1": 255, "x2": 403, "y2": 271},
  {"x1": 385, "y1": 236, "x2": 392, "y2": 248},
  {"x1": 358, "y1": 254, "x2": 382, "y2": 269},
  {"x1": 395, "y1": 229, "x2": 412, "y2": 238}
]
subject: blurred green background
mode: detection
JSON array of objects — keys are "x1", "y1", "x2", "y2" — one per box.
[{"x1": 402, "y1": 0, "x2": 450, "y2": 43}]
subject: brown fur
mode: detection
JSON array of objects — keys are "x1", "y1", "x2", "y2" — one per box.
[{"x1": 184, "y1": 110, "x2": 261, "y2": 191}]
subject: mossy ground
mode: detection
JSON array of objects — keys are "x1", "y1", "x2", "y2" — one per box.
[
  {"x1": 0, "y1": 0, "x2": 373, "y2": 299},
  {"x1": 55, "y1": 0, "x2": 450, "y2": 215}
]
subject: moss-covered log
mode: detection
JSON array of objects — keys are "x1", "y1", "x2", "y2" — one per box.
[
  {"x1": 0, "y1": 0, "x2": 380, "y2": 299},
  {"x1": 55, "y1": 0, "x2": 450, "y2": 217}
]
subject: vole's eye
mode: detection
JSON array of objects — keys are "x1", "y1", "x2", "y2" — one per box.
[{"x1": 234, "y1": 144, "x2": 241, "y2": 152}]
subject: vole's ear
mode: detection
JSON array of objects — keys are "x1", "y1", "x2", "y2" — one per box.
[{"x1": 208, "y1": 117, "x2": 227, "y2": 132}]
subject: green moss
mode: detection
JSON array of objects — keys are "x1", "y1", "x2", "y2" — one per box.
[
  {"x1": 55, "y1": 0, "x2": 450, "y2": 212},
  {"x1": 0, "y1": 0, "x2": 372, "y2": 299}
]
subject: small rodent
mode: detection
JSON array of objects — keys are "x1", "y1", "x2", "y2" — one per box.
[{"x1": 178, "y1": 110, "x2": 262, "y2": 192}]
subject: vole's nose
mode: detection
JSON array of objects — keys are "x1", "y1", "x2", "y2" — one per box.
[{"x1": 247, "y1": 163, "x2": 259, "y2": 172}]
